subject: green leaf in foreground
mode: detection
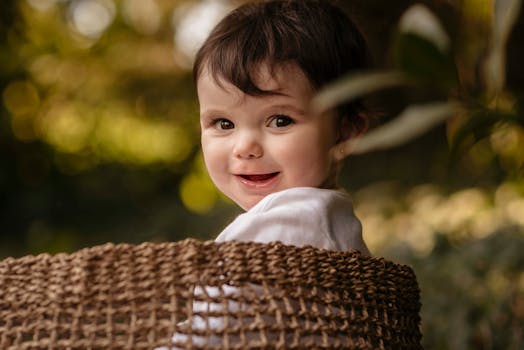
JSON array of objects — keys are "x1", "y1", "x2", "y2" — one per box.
[
  {"x1": 312, "y1": 71, "x2": 409, "y2": 113},
  {"x1": 398, "y1": 3, "x2": 450, "y2": 52},
  {"x1": 346, "y1": 101, "x2": 459, "y2": 155},
  {"x1": 483, "y1": 0, "x2": 522, "y2": 97},
  {"x1": 395, "y1": 33, "x2": 458, "y2": 87}
]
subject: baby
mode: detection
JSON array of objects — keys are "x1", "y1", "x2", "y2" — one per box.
[
  {"x1": 197, "y1": 0, "x2": 370, "y2": 254},
  {"x1": 161, "y1": 0, "x2": 372, "y2": 347}
]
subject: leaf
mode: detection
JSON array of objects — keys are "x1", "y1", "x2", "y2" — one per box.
[
  {"x1": 394, "y1": 4, "x2": 458, "y2": 86},
  {"x1": 398, "y1": 4, "x2": 450, "y2": 52},
  {"x1": 344, "y1": 101, "x2": 459, "y2": 155},
  {"x1": 484, "y1": 0, "x2": 522, "y2": 97},
  {"x1": 395, "y1": 33, "x2": 458, "y2": 86},
  {"x1": 312, "y1": 71, "x2": 408, "y2": 113}
]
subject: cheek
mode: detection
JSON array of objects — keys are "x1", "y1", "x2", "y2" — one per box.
[
  {"x1": 276, "y1": 135, "x2": 333, "y2": 174},
  {"x1": 290, "y1": 125, "x2": 336, "y2": 156},
  {"x1": 201, "y1": 140, "x2": 225, "y2": 175}
]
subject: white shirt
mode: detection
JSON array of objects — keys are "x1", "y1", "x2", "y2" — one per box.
[{"x1": 216, "y1": 187, "x2": 369, "y2": 254}]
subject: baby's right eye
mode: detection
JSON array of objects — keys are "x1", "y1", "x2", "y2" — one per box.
[{"x1": 213, "y1": 118, "x2": 234, "y2": 130}]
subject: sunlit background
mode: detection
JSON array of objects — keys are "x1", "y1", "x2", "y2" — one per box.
[{"x1": 1, "y1": 0, "x2": 523, "y2": 349}]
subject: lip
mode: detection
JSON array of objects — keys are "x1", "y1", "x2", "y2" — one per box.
[{"x1": 235, "y1": 172, "x2": 280, "y2": 189}]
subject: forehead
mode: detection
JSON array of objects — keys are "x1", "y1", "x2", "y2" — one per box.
[
  {"x1": 197, "y1": 62, "x2": 315, "y2": 98},
  {"x1": 251, "y1": 63, "x2": 313, "y2": 93}
]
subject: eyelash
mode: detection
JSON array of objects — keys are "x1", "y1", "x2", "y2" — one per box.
[
  {"x1": 209, "y1": 114, "x2": 294, "y2": 130},
  {"x1": 211, "y1": 118, "x2": 234, "y2": 130},
  {"x1": 267, "y1": 114, "x2": 294, "y2": 128}
]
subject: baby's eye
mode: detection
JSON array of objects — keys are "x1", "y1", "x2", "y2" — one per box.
[
  {"x1": 268, "y1": 115, "x2": 294, "y2": 128},
  {"x1": 213, "y1": 118, "x2": 234, "y2": 130}
]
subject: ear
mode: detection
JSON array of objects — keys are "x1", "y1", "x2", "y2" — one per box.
[{"x1": 331, "y1": 116, "x2": 364, "y2": 162}]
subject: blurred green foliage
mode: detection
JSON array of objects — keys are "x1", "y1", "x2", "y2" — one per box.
[
  {"x1": 410, "y1": 229, "x2": 523, "y2": 349},
  {"x1": 1, "y1": 0, "x2": 523, "y2": 349}
]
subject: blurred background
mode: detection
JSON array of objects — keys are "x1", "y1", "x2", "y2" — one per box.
[{"x1": 1, "y1": 0, "x2": 523, "y2": 348}]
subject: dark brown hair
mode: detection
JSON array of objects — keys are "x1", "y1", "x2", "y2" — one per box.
[{"x1": 193, "y1": 0, "x2": 371, "y2": 133}]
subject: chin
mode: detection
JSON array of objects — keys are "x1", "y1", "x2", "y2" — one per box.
[
  {"x1": 237, "y1": 196, "x2": 264, "y2": 211},
  {"x1": 239, "y1": 201, "x2": 257, "y2": 211}
]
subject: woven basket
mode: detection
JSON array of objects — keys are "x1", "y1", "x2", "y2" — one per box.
[{"x1": 0, "y1": 239, "x2": 422, "y2": 349}]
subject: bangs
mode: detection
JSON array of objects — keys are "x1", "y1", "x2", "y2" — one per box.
[{"x1": 194, "y1": 4, "x2": 299, "y2": 96}]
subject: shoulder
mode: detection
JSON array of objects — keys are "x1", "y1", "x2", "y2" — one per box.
[
  {"x1": 253, "y1": 187, "x2": 353, "y2": 213},
  {"x1": 215, "y1": 187, "x2": 359, "y2": 251}
]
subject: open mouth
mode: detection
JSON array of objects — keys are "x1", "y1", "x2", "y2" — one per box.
[{"x1": 239, "y1": 172, "x2": 279, "y2": 182}]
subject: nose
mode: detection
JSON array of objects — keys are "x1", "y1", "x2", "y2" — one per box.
[{"x1": 233, "y1": 131, "x2": 263, "y2": 159}]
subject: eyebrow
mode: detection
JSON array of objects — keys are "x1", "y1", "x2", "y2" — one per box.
[
  {"x1": 263, "y1": 103, "x2": 307, "y2": 116},
  {"x1": 200, "y1": 102, "x2": 307, "y2": 119},
  {"x1": 200, "y1": 108, "x2": 225, "y2": 119}
]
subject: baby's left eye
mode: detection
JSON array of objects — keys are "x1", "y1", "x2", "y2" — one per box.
[{"x1": 268, "y1": 115, "x2": 294, "y2": 128}]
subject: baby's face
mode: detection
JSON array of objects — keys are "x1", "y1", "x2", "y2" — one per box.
[{"x1": 198, "y1": 63, "x2": 340, "y2": 210}]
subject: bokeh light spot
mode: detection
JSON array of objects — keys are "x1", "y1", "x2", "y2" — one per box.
[
  {"x1": 355, "y1": 181, "x2": 524, "y2": 257},
  {"x1": 69, "y1": 0, "x2": 116, "y2": 39},
  {"x1": 11, "y1": 116, "x2": 38, "y2": 142},
  {"x1": 180, "y1": 173, "x2": 218, "y2": 214},
  {"x1": 3, "y1": 80, "x2": 41, "y2": 141},
  {"x1": 40, "y1": 104, "x2": 94, "y2": 154},
  {"x1": 3, "y1": 80, "x2": 40, "y2": 116},
  {"x1": 92, "y1": 108, "x2": 193, "y2": 165},
  {"x1": 26, "y1": 0, "x2": 57, "y2": 12},
  {"x1": 122, "y1": 0, "x2": 161, "y2": 35},
  {"x1": 172, "y1": 0, "x2": 232, "y2": 68}
]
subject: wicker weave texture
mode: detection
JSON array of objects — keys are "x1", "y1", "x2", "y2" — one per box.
[{"x1": 0, "y1": 239, "x2": 422, "y2": 349}]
